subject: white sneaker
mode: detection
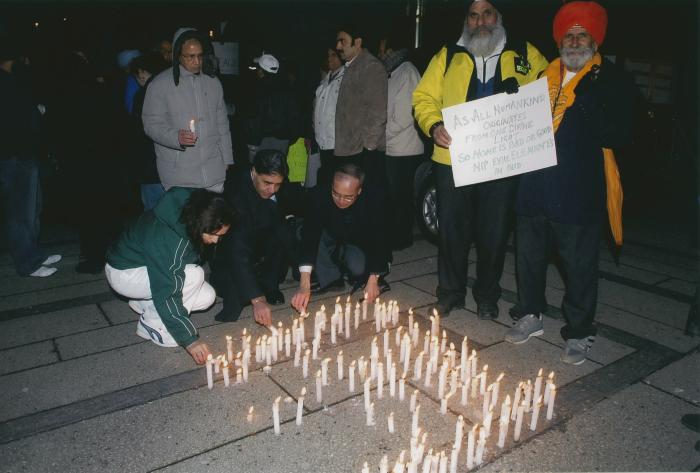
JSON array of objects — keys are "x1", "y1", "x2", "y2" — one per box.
[
  {"x1": 29, "y1": 266, "x2": 58, "y2": 278},
  {"x1": 42, "y1": 254, "x2": 62, "y2": 266},
  {"x1": 136, "y1": 314, "x2": 178, "y2": 348},
  {"x1": 128, "y1": 300, "x2": 145, "y2": 315}
]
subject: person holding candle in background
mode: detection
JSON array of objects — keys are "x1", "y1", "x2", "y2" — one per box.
[
  {"x1": 506, "y1": 1, "x2": 634, "y2": 365},
  {"x1": 105, "y1": 188, "x2": 235, "y2": 364},
  {"x1": 290, "y1": 163, "x2": 391, "y2": 313},
  {"x1": 142, "y1": 28, "x2": 233, "y2": 193}
]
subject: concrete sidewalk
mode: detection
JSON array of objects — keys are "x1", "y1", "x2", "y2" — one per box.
[{"x1": 0, "y1": 223, "x2": 698, "y2": 472}]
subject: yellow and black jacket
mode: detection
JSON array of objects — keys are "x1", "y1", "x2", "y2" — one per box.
[{"x1": 412, "y1": 40, "x2": 548, "y2": 165}]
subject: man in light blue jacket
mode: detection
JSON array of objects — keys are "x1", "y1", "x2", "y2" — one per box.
[{"x1": 143, "y1": 28, "x2": 233, "y2": 192}]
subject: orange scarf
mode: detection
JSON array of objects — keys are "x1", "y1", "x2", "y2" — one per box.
[{"x1": 543, "y1": 53, "x2": 623, "y2": 245}]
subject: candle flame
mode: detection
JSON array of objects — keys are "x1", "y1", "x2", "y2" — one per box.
[
  {"x1": 248, "y1": 406, "x2": 254, "y2": 414},
  {"x1": 226, "y1": 335, "x2": 232, "y2": 340},
  {"x1": 336, "y1": 296, "x2": 340, "y2": 303},
  {"x1": 482, "y1": 364, "x2": 489, "y2": 372},
  {"x1": 505, "y1": 395, "x2": 511, "y2": 404},
  {"x1": 497, "y1": 372, "x2": 505, "y2": 382},
  {"x1": 301, "y1": 387, "x2": 307, "y2": 396},
  {"x1": 433, "y1": 308, "x2": 438, "y2": 316},
  {"x1": 409, "y1": 308, "x2": 413, "y2": 314}
]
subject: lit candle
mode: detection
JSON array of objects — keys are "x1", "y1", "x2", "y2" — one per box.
[
  {"x1": 497, "y1": 417, "x2": 508, "y2": 449},
  {"x1": 441, "y1": 393, "x2": 452, "y2": 415},
  {"x1": 272, "y1": 396, "x2": 281, "y2": 435},
  {"x1": 316, "y1": 370, "x2": 323, "y2": 403},
  {"x1": 511, "y1": 382, "x2": 523, "y2": 420},
  {"x1": 546, "y1": 385, "x2": 556, "y2": 420},
  {"x1": 294, "y1": 344, "x2": 301, "y2": 367},
  {"x1": 358, "y1": 356, "x2": 367, "y2": 382},
  {"x1": 530, "y1": 395, "x2": 543, "y2": 430},
  {"x1": 441, "y1": 330, "x2": 447, "y2": 353},
  {"x1": 500, "y1": 395, "x2": 511, "y2": 424},
  {"x1": 380, "y1": 456, "x2": 389, "y2": 473},
  {"x1": 383, "y1": 329, "x2": 390, "y2": 356},
  {"x1": 461, "y1": 379, "x2": 469, "y2": 406},
  {"x1": 284, "y1": 329, "x2": 291, "y2": 357},
  {"x1": 206, "y1": 354, "x2": 214, "y2": 389},
  {"x1": 362, "y1": 294, "x2": 368, "y2": 320},
  {"x1": 399, "y1": 375, "x2": 406, "y2": 400},
  {"x1": 482, "y1": 384, "x2": 492, "y2": 420},
  {"x1": 242, "y1": 350, "x2": 249, "y2": 382},
  {"x1": 345, "y1": 304, "x2": 351, "y2": 339},
  {"x1": 321, "y1": 358, "x2": 331, "y2": 386},
  {"x1": 423, "y1": 330, "x2": 431, "y2": 355},
  {"x1": 236, "y1": 367, "x2": 242, "y2": 384},
  {"x1": 362, "y1": 462, "x2": 370, "y2": 473},
  {"x1": 544, "y1": 371, "x2": 555, "y2": 405},
  {"x1": 414, "y1": 351, "x2": 424, "y2": 380},
  {"x1": 390, "y1": 362, "x2": 397, "y2": 397},
  {"x1": 277, "y1": 321, "x2": 283, "y2": 351},
  {"x1": 533, "y1": 368, "x2": 543, "y2": 410},
  {"x1": 483, "y1": 407, "x2": 494, "y2": 437},
  {"x1": 386, "y1": 349, "x2": 393, "y2": 374},
  {"x1": 246, "y1": 406, "x2": 254, "y2": 423},
  {"x1": 411, "y1": 404, "x2": 421, "y2": 436},
  {"x1": 408, "y1": 309, "x2": 414, "y2": 336},
  {"x1": 296, "y1": 387, "x2": 306, "y2": 425},
  {"x1": 226, "y1": 335, "x2": 233, "y2": 361},
  {"x1": 438, "y1": 364, "x2": 447, "y2": 399},
  {"x1": 364, "y1": 378, "x2": 371, "y2": 411},
  {"x1": 492, "y1": 372, "x2": 504, "y2": 408},
  {"x1": 449, "y1": 448, "x2": 459, "y2": 473},
  {"x1": 302, "y1": 349, "x2": 310, "y2": 378},
  {"x1": 466, "y1": 425, "x2": 476, "y2": 469},
  {"x1": 514, "y1": 400, "x2": 525, "y2": 441},
  {"x1": 337, "y1": 351, "x2": 344, "y2": 380},
  {"x1": 396, "y1": 326, "x2": 403, "y2": 348},
  {"x1": 523, "y1": 380, "x2": 532, "y2": 412},
  {"x1": 470, "y1": 349, "x2": 477, "y2": 376},
  {"x1": 410, "y1": 389, "x2": 418, "y2": 412},
  {"x1": 403, "y1": 336, "x2": 412, "y2": 375},
  {"x1": 214, "y1": 355, "x2": 222, "y2": 374},
  {"x1": 367, "y1": 402, "x2": 375, "y2": 426},
  {"x1": 412, "y1": 322, "x2": 420, "y2": 347},
  {"x1": 266, "y1": 338, "x2": 272, "y2": 365},
  {"x1": 377, "y1": 361, "x2": 384, "y2": 399},
  {"x1": 189, "y1": 119, "x2": 195, "y2": 133},
  {"x1": 270, "y1": 330, "x2": 278, "y2": 362},
  {"x1": 460, "y1": 337, "x2": 468, "y2": 382},
  {"x1": 255, "y1": 338, "x2": 262, "y2": 363},
  {"x1": 450, "y1": 368, "x2": 459, "y2": 396},
  {"x1": 388, "y1": 412, "x2": 395, "y2": 433},
  {"x1": 330, "y1": 314, "x2": 337, "y2": 344},
  {"x1": 454, "y1": 415, "x2": 464, "y2": 450},
  {"x1": 355, "y1": 302, "x2": 360, "y2": 330},
  {"x1": 349, "y1": 360, "x2": 356, "y2": 392},
  {"x1": 479, "y1": 364, "x2": 489, "y2": 395},
  {"x1": 475, "y1": 426, "x2": 486, "y2": 465},
  {"x1": 424, "y1": 359, "x2": 432, "y2": 387},
  {"x1": 222, "y1": 360, "x2": 230, "y2": 387},
  {"x1": 312, "y1": 337, "x2": 319, "y2": 360}
]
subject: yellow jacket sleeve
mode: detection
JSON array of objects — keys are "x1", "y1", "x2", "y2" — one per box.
[{"x1": 412, "y1": 47, "x2": 448, "y2": 137}]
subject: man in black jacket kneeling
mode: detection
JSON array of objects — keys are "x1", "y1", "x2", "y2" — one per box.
[{"x1": 211, "y1": 150, "x2": 292, "y2": 326}]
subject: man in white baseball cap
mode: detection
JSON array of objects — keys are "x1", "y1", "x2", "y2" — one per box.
[{"x1": 253, "y1": 53, "x2": 279, "y2": 75}]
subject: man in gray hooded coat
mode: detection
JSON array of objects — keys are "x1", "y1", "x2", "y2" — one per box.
[{"x1": 143, "y1": 28, "x2": 233, "y2": 192}]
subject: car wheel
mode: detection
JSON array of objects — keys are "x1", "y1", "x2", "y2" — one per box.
[{"x1": 415, "y1": 171, "x2": 439, "y2": 245}]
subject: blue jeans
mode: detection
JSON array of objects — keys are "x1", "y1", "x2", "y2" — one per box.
[
  {"x1": 140, "y1": 183, "x2": 165, "y2": 211},
  {"x1": 0, "y1": 158, "x2": 46, "y2": 276}
]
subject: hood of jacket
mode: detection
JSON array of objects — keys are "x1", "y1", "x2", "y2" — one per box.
[
  {"x1": 171, "y1": 28, "x2": 216, "y2": 85},
  {"x1": 152, "y1": 187, "x2": 193, "y2": 238}
]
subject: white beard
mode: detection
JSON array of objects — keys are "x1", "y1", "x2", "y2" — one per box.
[
  {"x1": 560, "y1": 45, "x2": 595, "y2": 72},
  {"x1": 462, "y1": 21, "x2": 506, "y2": 57}
]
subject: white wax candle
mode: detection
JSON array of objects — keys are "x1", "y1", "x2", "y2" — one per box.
[
  {"x1": 189, "y1": 119, "x2": 195, "y2": 133},
  {"x1": 492, "y1": 372, "x2": 504, "y2": 408},
  {"x1": 377, "y1": 362, "x2": 384, "y2": 399},
  {"x1": 414, "y1": 351, "x2": 424, "y2": 381},
  {"x1": 390, "y1": 363, "x2": 396, "y2": 397},
  {"x1": 312, "y1": 338, "x2": 319, "y2": 360},
  {"x1": 321, "y1": 358, "x2": 330, "y2": 386},
  {"x1": 530, "y1": 395, "x2": 543, "y2": 430},
  {"x1": 296, "y1": 388, "x2": 306, "y2": 425},
  {"x1": 266, "y1": 339, "x2": 273, "y2": 365},
  {"x1": 546, "y1": 385, "x2": 556, "y2": 420},
  {"x1": 284, "y1": 329, "x2": 291, "y2": 357},
  {"x1": 349, "y1": 360, "x2": 356, "y2": 392},
  {"x1": 412, "y1": 322, "x2": 419, "y2": 347},
  {"x1": 330, "y1": 315, "x2": 337, "y2": 344},
  {"x1": 441, "y1": 330, "x2": 447, "y2": 353},
  {"x1": 450, "y1": 368, "x2": 459, "y2": 396},
  {"x1": 411, "y1": 404, "x2": 420, "y2": 436},
  {"x1": 399, "y1": 375, "x2": 406, "y2": 400},
  {"x1": 255, "y1": 339, "x2": 262, "y2": 363},
  {"x1": 396, "y1": 326, "x2": 403, "y2": 347},
  {"x1": 438, "y1": 365, "x2": 447, "y2": 399},
  {"x1": 272, "y1": 396, "x2": 281, "y2": 435},
  {"x1": 337, "y1": 351, "x2": 344, "y2": 380},
  {"x1": 362, "y1": 294, "x2": 368, "y2": 320},
  {"x1": 359, "y1": 356, "x2": 367, "y2": 382},
  {"x1": 424, "y1": 361, "x2": 432, "y2": 388},
  {"x1": 277, "y1": 322, "x2": 283, "y2": 350},
  {"x1": 514, "y1": 401, "x2": 525, "y2": 441},
  {"x1": 345, "y1": 307, "x2": 351, "y2": 339},
  {"x1": 364, "y1": 378, "x2": 371, "y2": 411},
  {"x1": 410, "y1": 389, "x2": 418, "y2": 412},
  {"x1": 294, "y1": 345, "x2": 301, "y2": 367},
  {"x1": 523, "y1": 380, "x2": 532, "y2": 412},
  {"x1": 483, "y1": 407, "x2": 493, "y2": 437},
  {"x1": 386, "y1": 349, "x2": 393, "y2": 375},
  {"x1": 242, "y1": 356, "x2": 249, "y2": 382},
  {"x1": 236, "y1": 367, "x2": 242, "y2": 384},
  {"x1": 205, "y1": 354, "x2": 214, "y2": 389},
  {"x1": 441, "y1": 397, "x2": 448, "y2": 415},
  {"x1": 403, "y1": 338, "x2": 412, "y2": 375},
  {"x1": 461, "y1": 379, "x2": 469, "y2": 406},
  {"x1": 449, "y1": 448, "x2": 459, "y2": 473},
  {"x1": 362, "y1": 462, "x2": 370, "y2": 473},
  {"x1": 316, "y1": 370, "x2": 323, "y2": 403},
  {"x1": 226, "y1": 335, "x2": 233, "y2": 361},
  {"x1": 214, "y1": 355, "x2": 222, "y2": 374},
  {"x1": 354, "y1": 303, "x2": 360, "y2": 329},
  {"x1": 480, "y1": 365, "x2": 488, "y2": 395},
  {"x1": 500, "y1": 395, "x2": 511, "y2": 423},
  {"x1": 475, "y1": 428, "x2": 486, "y2": 465},
  {"x1": 454, "y1": 415, "x2": 464, "y2": 449},
  {"x1": 422, "y1": 451, "x2": 432, "y2": 473},
  {"x1": 366, "y1": 402, "x2": 375, "y2": 426},
  {"x1": 388, "y1": 412, "x2": 395, "y2": 433},
  {"x1": 380, "y1": 456, "x2": 389, "y2": 473},
  {"x1": 460, "y1": 337, "x2": 468, "y2": 382},
  {"x1": 270, "y1": 333, "x2": 278, "y2": 362},
  {"x1": 511, "y1": 383, "x2": 523, "y2": 420},
  {"x1": 222, "y1": 360, "x2": 230, "y2": 387},
  {"x1": 466, "y1": 426, "x2": 476, "y2": 469},
  {"x1": 544, "y1": 371, "x2": 555, "y2": 405},
  {"x1": 482, "y1": 385, "x2": 492, "y2": 420},
  {"x1": 470, "y1": 350, "x2": 477, "y2": 376},
  {"x1": 497, "y1": 418, "x2": 508, "y2": 449},
  {"x1": 423, "y1": 331, "x2": 430, "y2": 355},
  {"x1": 533, "y1": 369, "x2": 543, "y2": 410},
  {"x1": 408, "y1": 309, "x2": 414, "y2": 336},
  {"x1": 383, "y1": 329, "x2": 390, "y2": 356},
  {"x1": 302, "y1": 350, "x2": 310, "y2": 378}
]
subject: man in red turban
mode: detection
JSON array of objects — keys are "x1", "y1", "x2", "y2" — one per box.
[{"x1": 506, "y1": 1, "x2": 634, "y2": 365}]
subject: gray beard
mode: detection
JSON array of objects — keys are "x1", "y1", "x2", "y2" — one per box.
[
  {"x1": 560, "y1": 45, "x2": 595, "y2": 72},
  {"x1": 462, "y1": 23, "x2": 506, "y2": 57}
]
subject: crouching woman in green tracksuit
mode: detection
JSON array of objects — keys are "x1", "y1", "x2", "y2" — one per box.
[{"x1": 105, "y1": 187, "x2": 234, "y2": 365}]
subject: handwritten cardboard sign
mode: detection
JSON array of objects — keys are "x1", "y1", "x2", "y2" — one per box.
[
  {"x1": 442, "y1": 77, "x2": 557, "y2": 187},
  {"x1": 212, "y1": 42, "x2": 239, "y2": 75}
]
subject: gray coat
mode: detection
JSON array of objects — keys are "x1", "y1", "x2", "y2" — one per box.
[
  {"x1": 142, "y1": 65, "x2": 233, "y2": 189},
  {"x1": 334, "y1": 49, "x2": 387, "y2": 156}
]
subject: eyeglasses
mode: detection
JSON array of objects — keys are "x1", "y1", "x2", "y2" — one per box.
[
  {"x1": 332, "y1": 190, "x2": 358, "y2": 203},
  {"x1": 181, "y1": 53, "x2": 204, "y2": 62}
]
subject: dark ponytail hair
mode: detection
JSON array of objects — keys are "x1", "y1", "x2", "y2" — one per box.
[{"x1": 180, "y1": 189, "x2": 235, "y2": 254}]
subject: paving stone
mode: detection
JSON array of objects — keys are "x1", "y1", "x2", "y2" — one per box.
[
  {"x1": 403, "y1": 274, "x2": 438, "y2": 296},
  {"x1": 598, "y1": 259, "x2": 671, "y2": 285},
  {"x1": 0, "y1": 342, "x2": 195, "y2": 422},
  {"x1": 601, "y1": 250, "x2": 699, "y2": 283},
  {"x1": 644, "y1": 351, "x2": 700, "y2": 406},
  {"x1": 392, "y1": 239, "x2": 437, "y2": 265},
  {"x1": 657, "y1": 278, "x2": 697, "y2": 297},
  {"x1": 597, "y1": 280, "x2": 689, "y2": 329},
  {"x1": 0, "y1": 305, "x2": 108, "y2": 350},
  {"x1": 0, "y1": 279, "x2": 112, "y2": 312},
  {"x1": 0, "y1": 341, "x2": 58, "y2": 376},
  {"x1": 388, "y1": 256, "x2": 438, "y2": 283},
  {"x1": 55, "y1": 323, "x2": 144, "y2": 360},
  {"x1": 440, "y1": 303, "x2": 513, "y2": 347},
  {"x1": 162, "y1": 386, "x2": 458, "y2": 473},
  {"x1": 479, "y1": 383, "x2": 700, "y2": 472},
  {"x1": 0, "y1": 257, "x2": 103, "y2": 297},
  {"x1": 0, "y1": 371, "x2": 287, "y2": 473}
]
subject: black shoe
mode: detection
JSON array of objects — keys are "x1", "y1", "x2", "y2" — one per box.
[
  {"x1": 378, "y1": 277, "x2": 391, "y2": 295},
  {"x1": 681, "y1": 414, "x2": 700, "y2": 433},
  {"x1": 265, "y1": 289, "x2": 285, "y2": 306},
  {"x1": 429, "y1": 299, "x2": 463, "y2": 318},
  {"x1": 311, "y1": 278, "x2": 345, "y2": 295},
  {"x1": 350, "y1": 277, "x2": 391, "y2": 297},
  {"x1": 477, "y1": 302, "x2": 499, "y2": 320},
  {"x1": 215, "y1": 307, "x2": 241, "y2": 323},
  {"x1": 75, "y1": 260, "x2": 104, "y2": 274}
]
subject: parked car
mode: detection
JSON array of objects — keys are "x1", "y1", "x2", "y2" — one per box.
[{"x1": 414, "y1": 160, "x2": 438, "y2": 245}]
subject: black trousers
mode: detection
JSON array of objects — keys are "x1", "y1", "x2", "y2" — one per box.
[
  {"x1": 210, "y1": 230, "x2": 287, "y2": 320},
  {"x1": 515, "y1": 214, "x2": 601, "y2": 340},
  {"x1": 434, "y1": 162, "x2": 517, "y2": 307},
  {"x1": 385, "y1": 155, "x2": 423, "y2": 250}
]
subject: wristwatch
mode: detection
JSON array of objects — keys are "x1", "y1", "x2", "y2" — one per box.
[{"x1": 429, "y1": 121, "x2": 444, "y2": 138}]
